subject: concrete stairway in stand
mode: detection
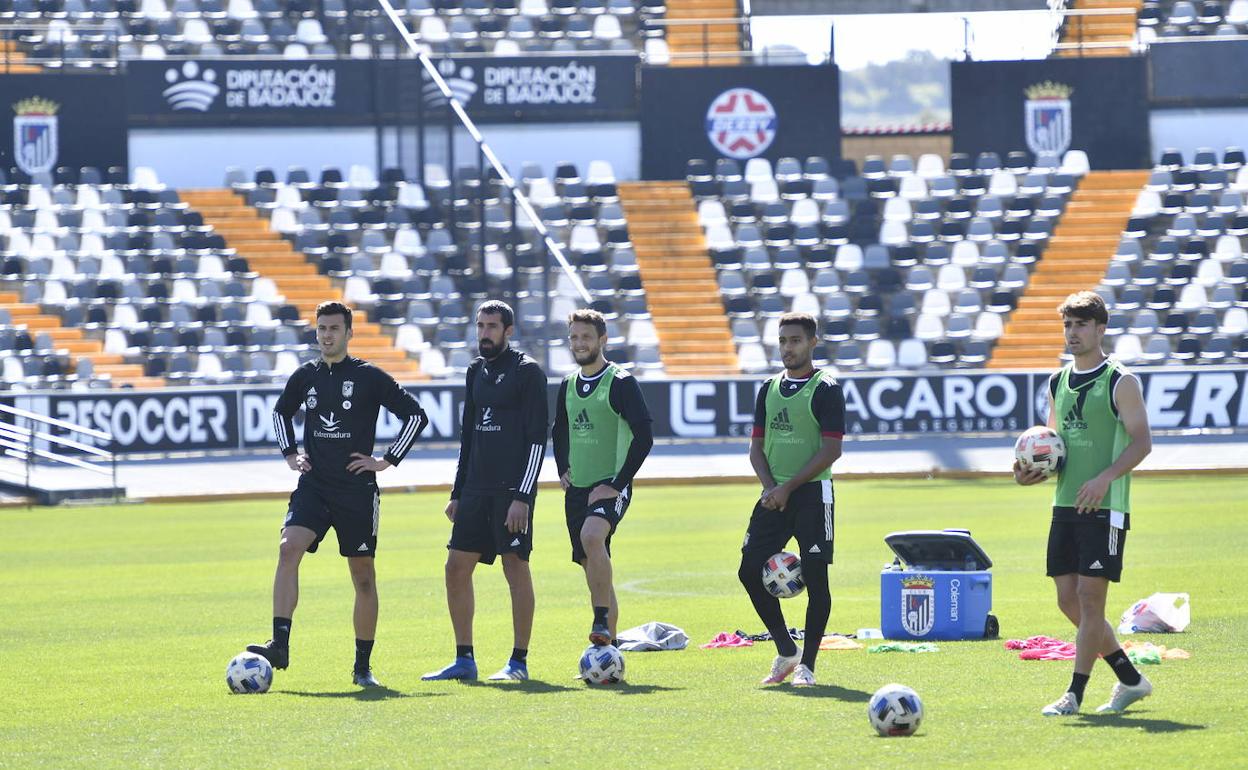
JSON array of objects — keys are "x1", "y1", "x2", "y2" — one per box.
[
  {"x1": 989, "y1": 170, "x2": 1148, "y2": 369},
  {"x1": 179, "y1": 189, "x2": 424, "y2": 379},
  {"x1": 617, "y1": 181, "x2": 739, "y2": 375}
]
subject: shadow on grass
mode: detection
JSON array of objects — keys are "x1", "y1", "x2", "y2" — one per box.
[
  {"x1": 278, "y1": 686, "x2": 434, "y2": 701},
  {"x1": 764, "y1": 684, "x2": 873, "y2": 702},
  {"x1": 1068, "y1": 713, "x2": 1206, "y2": 733},
  {"x1": 484, "y1": 680, "x2": 583, "y2": 694},
  {"x1": 609, "y1": 683, "x2": 684, "y2": 694}
]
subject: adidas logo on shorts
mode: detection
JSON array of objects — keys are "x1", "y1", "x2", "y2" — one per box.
[
  {"x1": 510, "y1": 538, "x2": 521, "y2": 547},
  {"x1": 1089, "y1": 560, "x2": 1103, "y2": 569},
  {"x1": 358, "y1": 543, "x2": 369, "y2": 552}
]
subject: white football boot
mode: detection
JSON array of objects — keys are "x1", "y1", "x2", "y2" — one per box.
[
  {"x1": 1096, "y1": 676, "x2": 1153, "y2": 714},
  {"x1": 760, "y1": 648, "x2": 802, "y2": 685},
  {"x1": 1041, "y1": 691, "x2": 1081, "y2": 716},
  {"x1": 791, "y1": 664, "x2": 816, "y2": 687}
]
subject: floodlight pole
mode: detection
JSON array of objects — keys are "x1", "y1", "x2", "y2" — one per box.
[{"x1": 377, "y1": 0, "x2": 592, "y2": 315}]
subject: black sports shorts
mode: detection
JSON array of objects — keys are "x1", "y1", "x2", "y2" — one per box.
[{"x1": 285, "y1": 480, "x2": 380, "y2": 557}]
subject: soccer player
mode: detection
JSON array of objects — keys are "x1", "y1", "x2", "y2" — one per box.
[
  {"x1": 739, "y1": 312, "x2": 844, "y2": 687},
  {"x1": 552, "y1": 309, "x2": 654, "y2": 647},
  {"x1": 248, "y1": 301, "x2": 428, "y2": 687},
  {"x1": 424, "y1": 300, "x2": 549, "y2": 682},
  {"x1": 1015, "y1": 291, "x2": 1153, "y2": 716}
]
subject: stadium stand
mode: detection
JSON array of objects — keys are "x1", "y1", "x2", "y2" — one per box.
[
  {"x1": 1, "y1": 0, "x2": 668, "y2": 63},
  {"x1": 1094, "y1": 147, "x2": 1248, "y2": 364},
  {"x1": 1138, "y1": 0, "x2": 1248, "y2": 40},
  {"x1": 0, "y1": 166, "x2": 322, "y2": 390},
  {"x1": 232, "y1": 160, "x2": 662, "y2": 379},
  {"x1": 683, "y1": 150, "x2": 1093, "y2": 372}
]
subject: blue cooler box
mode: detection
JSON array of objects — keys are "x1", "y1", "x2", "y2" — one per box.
[{"x1": 880, "y1": 529, "x2": 997, "y2": 641}]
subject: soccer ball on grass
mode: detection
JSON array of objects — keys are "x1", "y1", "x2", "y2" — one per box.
[
  {"x1": 579, "y1": 644, "x2": 625, "y2": 685},
  {"x1": 226, "y1": 652, "x2": 273, "y2": 694},
  {"x1": 868, "y1": 683, "x2": 923, "y2": 736}
]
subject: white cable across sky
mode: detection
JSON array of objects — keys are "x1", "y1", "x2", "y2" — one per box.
[{"x1": 376, "y1": 0, "x2": 594, "y2": 305}]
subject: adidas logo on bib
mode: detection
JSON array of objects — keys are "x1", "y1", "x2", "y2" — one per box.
[{"x1": 769, "y1": 407, "x2": 792, "y2": 432}]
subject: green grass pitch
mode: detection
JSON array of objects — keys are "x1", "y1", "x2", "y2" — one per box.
[{"x1": 1, "y1": 474, "x2": 1244, "y2": 767}]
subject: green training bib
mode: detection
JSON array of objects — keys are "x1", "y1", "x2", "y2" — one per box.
[
  {"x1": 1053, "y1": 361, "x2": 1131, "y2": 512},
  {"x1": 566, "y1": 364, "x2": 633, "y2": 488},
  {"x1": 763, "y1": 371, "x2": 831, "y2": 485}
]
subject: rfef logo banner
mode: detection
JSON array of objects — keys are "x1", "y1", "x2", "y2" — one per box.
[
  {"x1": 0, "y1": 74, "x2": 127, "y2": 178},
  {"x1": 8, "y1": 368, "x2": 1245, "y2": 454},
  {"x1": 639, "y1": 64, "x2": 841, "y2": 180},
  {"x1": 950, "y1": 57, "x2": 1149, "y2": 170}
]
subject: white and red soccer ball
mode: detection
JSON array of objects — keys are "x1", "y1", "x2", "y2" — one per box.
[
  {"x1": 1014, "y1": 425, "x2": 1066, "y2": 476},
  {"x1": 762, "y1": 551, "x2": 805, "y2": 599}
]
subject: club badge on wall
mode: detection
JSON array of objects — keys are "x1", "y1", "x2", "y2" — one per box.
[
  {"x1": 1023, "y1": 80, "x2": 1073, "y2": 158},
  {"x1": 13, "y1": 96, "x2": 59, "y2": 176}
]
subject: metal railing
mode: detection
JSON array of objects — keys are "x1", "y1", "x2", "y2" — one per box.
[{"x1": 0, "y1": 402, "x2": 120, "y2": 503}]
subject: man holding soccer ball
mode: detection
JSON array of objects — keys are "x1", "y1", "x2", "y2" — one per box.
[
  {"x1": 1014, "y1": 291, "x2": 1154, "y2": 716},
  {"x1": 739, "y1": 312, "x2": 845, "y2": 687}
]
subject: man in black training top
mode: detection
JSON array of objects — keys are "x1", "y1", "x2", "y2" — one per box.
[
  {"x1": 740, "y1": 312, "x2": 845, "y2": 687},
  {"x1": 552, "y1": 309, "x2": 653, "y2": 649},
  {"x1": 248, "y1": 301, "x2": 428, "y2": 687},
  {"x1": 424, "y1": 300, "x2": 549, "y2": 682}
]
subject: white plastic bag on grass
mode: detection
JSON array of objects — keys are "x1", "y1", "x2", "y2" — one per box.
[{"x1": 1118, "y1": 592, "x2": 1190, "y2": 634}]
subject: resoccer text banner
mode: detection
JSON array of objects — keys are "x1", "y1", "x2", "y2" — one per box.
[{"x1": 7, "y1": 368, "x2": 1245, "y2": 455}]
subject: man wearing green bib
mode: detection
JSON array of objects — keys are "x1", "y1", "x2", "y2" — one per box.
[
  {"x1": 552, "y1": 309, "x2": 654, "y2": 648},
  {"x1": 740, "y1": 312, "x2": 845, "y2": 687},
  {"x1": 1015, "y1": 291, "x2": 1153, "y2": 716}
]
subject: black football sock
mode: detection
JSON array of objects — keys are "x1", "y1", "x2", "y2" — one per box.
[
  {"x1": 511, "y1": 647, "x2": 528, "y2": 664},
  {"x1": 738, "y1": 557, "x2": 797, "y2": 657},
  {"x1": 354, "y1": 639, "x2": 374, "y2": 673},
  {"x1": 1103, "y1": 649, "x2": 1143, "y2": 686},
  {"x1": 800, "y1": 557, "x2": 831, "y2": 671},
  {"x1": 1069, "y1": 672, "x2": 1090, "y2": 704},
  {"x1": 593, "y1": 606, "x2": 609, "y2": 626},
  {"x1": 273, "y1": 617, "x2": 292, "y2": 648},
  {"x1": 456, "y1": 645, "x2": 474, "y2": 660}
]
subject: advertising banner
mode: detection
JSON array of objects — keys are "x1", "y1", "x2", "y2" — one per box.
[
  {"x1": 0, "y1": 74, "x2": 127, "y2": 178},
  {"x1": 950, "y1": 57, "x2": 1149, "y2": 170},
  {"x1": 419, "y1": 55, "x2": 638, "y2": 122},
  {"x1": 127, "y1": 56, "x2": 638, "y2": 127},
  {"x1": 639, "y1": 64, "x2": 841, "y2": 180},
  {"x1": 10, "y1": 368, "x2": 1243, "y2": 455},
  {"x1": 126, "y1": 59, "x2": 375, "y2": 127}
]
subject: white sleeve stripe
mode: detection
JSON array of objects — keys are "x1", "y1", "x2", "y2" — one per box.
[
  {"x1": 273, "y1": 411, "x2": 291, "y2": 451},
  {"x1": 386, "y1": 413, "x2": 425, "y2": 458},
  {"x1": 519, "y1": 443, "x2": 542, "y2": 493},
  {"x1": 387, "y1": 416, "x2": 415, "y2": 457},
  {"x1": 523, "y1": 444, "x2": 540, "y2": 493}
]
